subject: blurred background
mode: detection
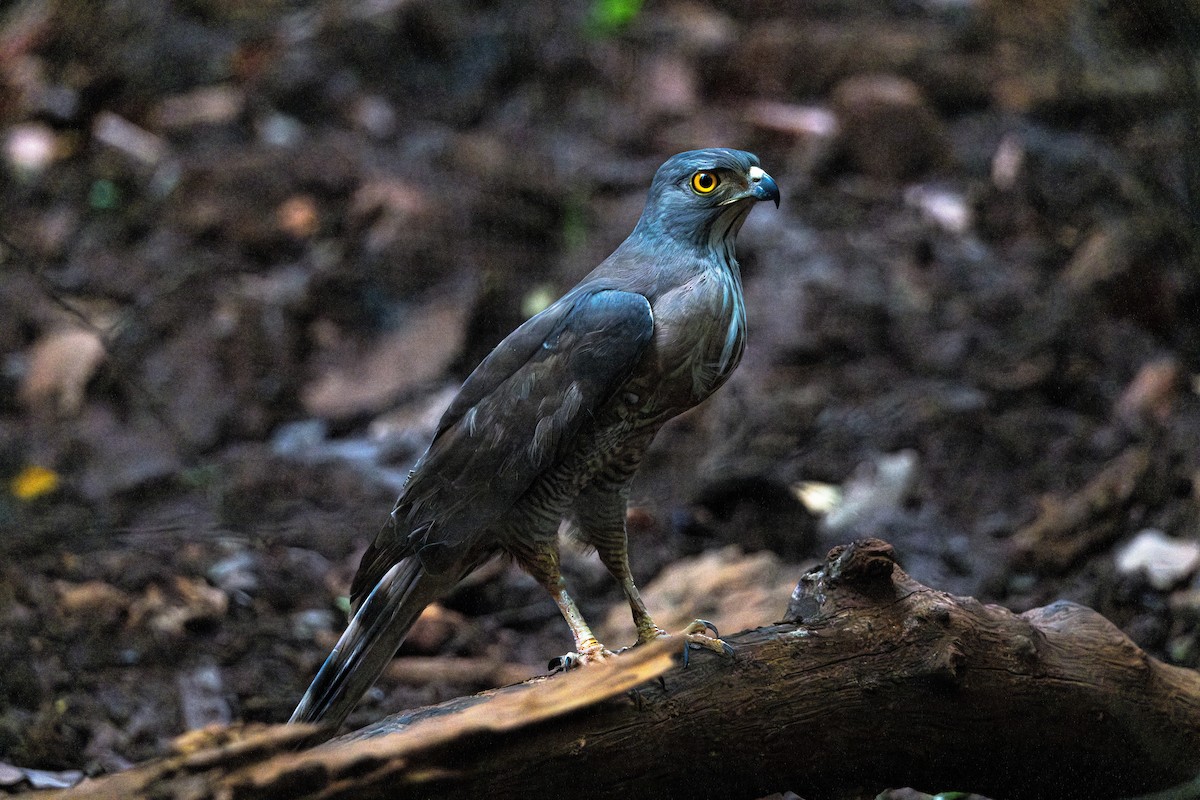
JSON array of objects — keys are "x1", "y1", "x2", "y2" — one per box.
[{"x1": 0, "y1": 0, "x2": 1198, "y2": 787}]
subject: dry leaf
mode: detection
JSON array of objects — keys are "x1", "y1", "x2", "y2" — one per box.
[{"x1": 21, "y1": 327, "x2": 106, "y2": 415}]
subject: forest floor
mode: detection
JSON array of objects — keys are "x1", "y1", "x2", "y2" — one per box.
[{"x1": 0, "y1": 0, "x2": 1198, "y2": 793}]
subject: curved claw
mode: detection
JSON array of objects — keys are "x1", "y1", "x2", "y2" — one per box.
[
  {"x1": 681, "y1": 618, "x2": 720, "y2": 638},
  {"x1": 680, "y1": 637, "x2": 735, "y2": 668},
  {"x1": 549, "y1": 646, "x2": 616, "y2": 673},
  {"x1": 678, "y1": 618, "x2": 735, "y2": 668},
  {"x1": 548, "y1": 653, "x2": 577, "y2": 673}
]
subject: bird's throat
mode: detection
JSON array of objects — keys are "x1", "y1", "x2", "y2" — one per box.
[{"x1": 707, "y1": 201, "x2": 753, "y2": 266}]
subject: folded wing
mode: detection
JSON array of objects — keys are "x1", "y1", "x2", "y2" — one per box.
[{"x1": 350, "y1": 288, "x2": 655, "y2": 606}]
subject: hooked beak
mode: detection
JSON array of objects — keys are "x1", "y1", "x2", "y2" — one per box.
[{"x1": 748, "y1": 165, "x2": 780, "y2": 208}]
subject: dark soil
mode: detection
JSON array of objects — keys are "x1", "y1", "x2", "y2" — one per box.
[{"x1": 0, "y1": 0, "x2": 1197, "y2": 793}]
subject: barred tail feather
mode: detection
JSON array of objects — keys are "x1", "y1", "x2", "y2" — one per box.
[{"x1": 289, "y1": 559, "x2": 451, "y2": 729}]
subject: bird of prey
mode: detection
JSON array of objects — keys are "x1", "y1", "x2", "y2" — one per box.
[{"x1": 290, "y1": 148, "x2": 779, "y2": 728}]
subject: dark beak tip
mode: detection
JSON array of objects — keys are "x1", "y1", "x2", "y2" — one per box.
[{"x1": 753, "y1": 174, "x2": 781, "y2": 208}]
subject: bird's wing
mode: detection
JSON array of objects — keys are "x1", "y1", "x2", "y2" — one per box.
[{"x1": 350, "y1": 288, "x2": 654, "y2": 607}]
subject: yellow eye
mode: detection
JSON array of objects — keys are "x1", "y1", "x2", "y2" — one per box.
[{"x1": 691, "y1": 171, "x2": 719, "y2": 194}]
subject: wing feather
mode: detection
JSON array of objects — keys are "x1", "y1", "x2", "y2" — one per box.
[{"x1": 350, "y1": 288, "x2": 654, "y2": 607}]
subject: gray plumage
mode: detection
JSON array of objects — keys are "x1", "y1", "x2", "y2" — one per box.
[{"x1": 290, "y1": 148, "x2": 779, "y2": 728}]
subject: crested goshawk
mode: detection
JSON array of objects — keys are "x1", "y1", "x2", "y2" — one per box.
[{"x1": 291, "y1": 148, "x2": 780, "y2": 728}]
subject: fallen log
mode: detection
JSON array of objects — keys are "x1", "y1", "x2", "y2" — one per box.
[{"x1": 49, "y1": 539, "x2": 1200, "y2": 800}]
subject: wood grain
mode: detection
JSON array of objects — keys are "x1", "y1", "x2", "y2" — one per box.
[{"x1": 50, "y1": 539, "x2": 1200, "y2": 800}]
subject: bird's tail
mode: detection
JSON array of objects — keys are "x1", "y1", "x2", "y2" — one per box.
[{"x1": 289, "y1": 557, "x2": 454, "y2": 729}]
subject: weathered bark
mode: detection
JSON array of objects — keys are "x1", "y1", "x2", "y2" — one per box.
[{"x1": 50, "y1": 539, "x2": 1200, "y2": 800}]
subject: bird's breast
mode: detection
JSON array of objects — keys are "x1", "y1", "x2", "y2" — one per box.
[{"x1": 639, "y1": 266, "x2": 746, "y2": 412}]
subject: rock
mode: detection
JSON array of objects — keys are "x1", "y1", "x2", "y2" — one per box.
[
  {"x1": 206, "y1": 550, "x2": 261, "y2": 597},
  {"x1": 176, "y1": 664, "x2": 230, "y2": 730},
  {"x1": 0, "y1": 762, "x2": 83, "y2": 791},
  {"x1": 290, "y1": 608, "x2": 338, "y2": 641},
  {"x1": 821, "y1": 450, "x2": 920, "y2": 535},
  {"x1": 1115, "y1": 529, "x2": 1200, "y2": 591},
  {"x1": 830, "y1": 73, "x2": 949, "y2": 181}
]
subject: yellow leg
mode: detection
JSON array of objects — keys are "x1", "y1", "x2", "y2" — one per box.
[
  {"x1": 611, "y1": 563, "x2": 667, "y2": 645},
  {"x1": 590, "y1": 522, "x2": 733, "y2": 661},
  {"x1": 548, "y1": 578, "x2": 603, "y2": 655},
  {"x1": 515, "y1": 540, "x2": 611, "y2": 666},
  {"x1": 576, "y1": 495, "x2": 667, "y2": 645}
]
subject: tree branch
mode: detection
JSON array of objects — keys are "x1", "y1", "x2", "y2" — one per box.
[{"x1": 51, "y1": 539, "x2": 1200, "y2": 800}]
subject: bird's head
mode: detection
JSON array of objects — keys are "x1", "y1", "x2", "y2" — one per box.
[{"x1": 633, "y1": 148, "x2": 779, "y2": 251}]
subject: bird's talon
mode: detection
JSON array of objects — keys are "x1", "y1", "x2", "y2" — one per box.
[
  {"x1": 687, "y1": 633, "x2": 733, "y2": 652},
  {"x1": 549, "y1": 646, "x2": 614, "y2": 673},
  {"x1": 548, "y1": 653, "x2": 577, "y2": 673},
  {"x1": 681, "y1": 618, "x2": 720, "y2": 638},
  {"x1": 679, "y1": 628, "x2": 734, "y2": 666}
]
